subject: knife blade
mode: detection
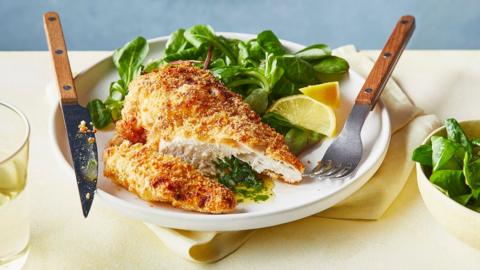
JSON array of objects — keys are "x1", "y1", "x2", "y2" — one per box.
[{"x1": 43, "y1": 11, "x2": 98, "y2": 217}]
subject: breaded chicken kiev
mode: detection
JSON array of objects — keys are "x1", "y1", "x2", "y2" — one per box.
[
  {"x1": 104, "y1": 140, "x2": 236, "y2": 214},
  {"x1": 116, "y1": 62, "x2": 304, "y2": 183}
]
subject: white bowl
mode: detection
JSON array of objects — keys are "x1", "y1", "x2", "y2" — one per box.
[{"x1": 416, "y1": 120, "x2": 480, "y2": 249}]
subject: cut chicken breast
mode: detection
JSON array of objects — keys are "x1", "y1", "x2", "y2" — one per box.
[
  {"x1": 104, "y1": 140, "x2": 236, "y2": 214},
  {"x1": 116, "y1": 62, "x2": 304, "y2": 183}
]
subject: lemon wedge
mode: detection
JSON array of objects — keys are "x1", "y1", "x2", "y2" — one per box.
[
  {"x1": 268, "y1": 95, "x2": 336, "y2": 137},
  {"x1": 299, "y1": 81, "x2": 340, "y2": 108}
]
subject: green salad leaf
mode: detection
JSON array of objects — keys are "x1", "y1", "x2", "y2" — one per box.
[
  {"x1": 89, "y1": 25, "x2": 349, "y2": 154},
  {"x1": 430, "y1": 170, "x2": 470, "y2": 198},
  {"x1": 280, "y1": 55, "x2": 318, "y2": 85},
  {"x1": 412, "y1": 118, "x2": 480, "y2": 212},
  {"x1": 185, "y1": 25, "x2": 236, "y2": 63},
  {"x1": 445, "y1": 118, "x2": 472, "y2": 154},
  {"x1": 256, "y1": 30, "x2": 286, "y2": 56},
  {"x1": 87, "y1": 99, "x2": 112, "y2": 128},
  {"x1": 313, "y1": 56, "x2": 350, "y2": 82},
  {"x1": 113, "y1": 36, "x2": 149, "y2": 85},
  {"x1": 87, "y1": 37, "x2": 149, "y2": 128},
  {"x1": 184, "y1": 25, "x2": 216, "y2": 48},
  {"x1": 295, "y1": 44, "x2": 331, "y2": 61},
  {"x1": 165, "y1": 29, "x2": 189, "y2": 54},
  {"x1": 411, "y1": 142, "x2": 433, "y2": 167},
  {"x1": 431, "y1": 136, "x2": 463, "y2": 171},
  {"x1": 463, "y1": 153, "x2": 480, "y2": 199}
]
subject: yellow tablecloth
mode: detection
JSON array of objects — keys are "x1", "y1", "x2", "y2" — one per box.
[{"x1": 1, "y1": 50, "x2": 479, "y2": 269}]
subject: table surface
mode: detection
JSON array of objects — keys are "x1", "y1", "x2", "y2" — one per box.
[{"x1": 1, "y1": 50, "x2": 480, "y2": 269}]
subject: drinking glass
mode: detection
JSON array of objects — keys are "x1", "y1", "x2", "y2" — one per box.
[{"x1": 0, "y1": 102, "x2": 30, "y2": 269}]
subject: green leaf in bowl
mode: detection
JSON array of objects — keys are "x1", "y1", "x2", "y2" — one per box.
[{"x1": 430, "y1": 170, "x2": 470, "y2": 198}]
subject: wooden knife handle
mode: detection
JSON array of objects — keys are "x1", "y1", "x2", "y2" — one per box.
[
  {"x1": 355, "y1": 15, "x2": 415, "y2": 109},
  {"x1": 43, "y1": 11, "x2": 78, "y2": 104}
]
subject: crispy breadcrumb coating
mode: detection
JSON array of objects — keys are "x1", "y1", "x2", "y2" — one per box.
[
  {"x1": 116, "y1": 62, "x2": 304, "y2": 182},
  {"x1": 104, "y1": 141, "x2": 236, "y2": 214}
]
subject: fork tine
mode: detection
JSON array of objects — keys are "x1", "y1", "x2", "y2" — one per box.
[
  {"x1": 331, "y1": 167, "x2": 352, "y2": 178},
  {"x1": 320, "y1": 162, "x2": 344, "y2": 177},
  {"x1": 311, "y1": 160, "x2": 333, "y2": 176}
]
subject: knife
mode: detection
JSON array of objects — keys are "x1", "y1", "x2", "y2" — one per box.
[{"x1": 43, "y1": 11, "x2": 98, "y2": 217}]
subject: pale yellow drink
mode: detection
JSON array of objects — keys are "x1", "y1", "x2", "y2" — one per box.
[
  {"x1": 0, "y1": 102, "x2": 30, "y2": 269},
  {"x1": 0, "y1": 149, "x2": 29, "y2": 263}
]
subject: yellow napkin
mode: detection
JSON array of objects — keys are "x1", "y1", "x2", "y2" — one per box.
[{"x1": 143, "y1": 45, "x2": 441, "y2": 263}]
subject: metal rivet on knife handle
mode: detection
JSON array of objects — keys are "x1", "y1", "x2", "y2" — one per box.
[{"x1": 355, "y1": 15, "x2": 416, "y2": 110}]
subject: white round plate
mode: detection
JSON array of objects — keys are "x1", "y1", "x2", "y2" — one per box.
[{"x1": 49, "y1": 33, "x2": 390, "y2": 231}]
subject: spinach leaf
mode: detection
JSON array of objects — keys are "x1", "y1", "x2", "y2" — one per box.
[
  {"x1": 165, "y1": 28, "x2": 189, "y2": 54},
  {"x1": 89, "y1": 37, "x2": 149, "y2": 128},
  {"x1": 453, "y1": 194, "x2": 472, "y2": 206},
  {"x1": 212, "y1": 66, "x2": 253, "y2": 85},
  {"x1": 209, "y1": 58, "x2": 227, "y2": 68},
  {"x1": 412, "y1": 143, "x2": 433, "y2": 167},
  {"x1": 109, "y1": 79, "x2": 128, "y2": 96},
  {"x1": 247, "y1": 40, "x2": 264, "y2": 61},
  {"x1": 143, "y1": 59, "x2": 166, "y2": 73},
  {"x1": 295, "y1": 44, "x2": 331, "y2": 61},
  {"x1": 212, "y1": 59, "x2": 280, "y2": 102},
  {"x1": 468, "y1": 198, "x2": 480, "y2": 212},
  {"x1": 257, "y1": 30, "x2": 286, "y2": 56},
  {"x1": 104, "y1": 80, "x2": 128, "y2": 121},
  {"x1": 237, "y1": 41, "x2": 250, "y2": 66},
  {"x1": 280, "y1": 55, "x2": 318, "y2": 85},
  {"x1": 215, "y1": 156, "x2": 262, "y2": 190},
  {"x1": 463, "y1": 153, "x2": 480, "y2": 199},
  {"x1": 113, "y1": 36, "x2": 149, "y2": 85},
  {"x1": 264, "y1": 53, "x2": 284, "y2": 87},
  {"x1": 431, "y1": 136, "x2": 462, "y2": 171},
  {"x1": 184, "y1": 25, "x2": 236, "y2": 63},
  {"x1": 164, "y1": 47, "x2": 204, "y2": 62},
  {"x1": 445, "y1": 118, "x2": 472, "y2": 154},
  {"x1": 313, "y1": 56, "x2": 349, "y2": 82},
  {"x1": 271, "y1": 77, "x2": 299, "y2": 99},
  {"x1": 430, "y1": 170, "x2": 470, "y2": 197},
  {"x1": 87, "y1": 99, "x2": 113, "y2": 128},
  {"x1": 183, "y1": 24, "x2": 216, "y2": 48}
]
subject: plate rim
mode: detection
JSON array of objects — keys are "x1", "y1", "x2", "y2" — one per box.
[{"x1": 48, "y1": 33, "x2": 391, "y2": 231}]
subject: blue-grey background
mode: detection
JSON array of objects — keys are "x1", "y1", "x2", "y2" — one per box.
[{"x1": 1, "y1": 0, "x2": 479, "y2": 50}]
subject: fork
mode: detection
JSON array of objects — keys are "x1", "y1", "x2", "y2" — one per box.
[{"x1": 307, "y1": 15, "x2": 415, "y2": 179}]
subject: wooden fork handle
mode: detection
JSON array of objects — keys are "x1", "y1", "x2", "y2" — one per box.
[
  {"x1": 43, "y1": 11, "x2": 78, "y2": 104},
  {"x1": 356, "y1": 15, "x2": 415, "y2": 109}
]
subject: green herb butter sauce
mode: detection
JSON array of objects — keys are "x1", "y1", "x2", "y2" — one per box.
[{"x1": 234, "y1": 177, "x2": 274, "y2": 204}]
